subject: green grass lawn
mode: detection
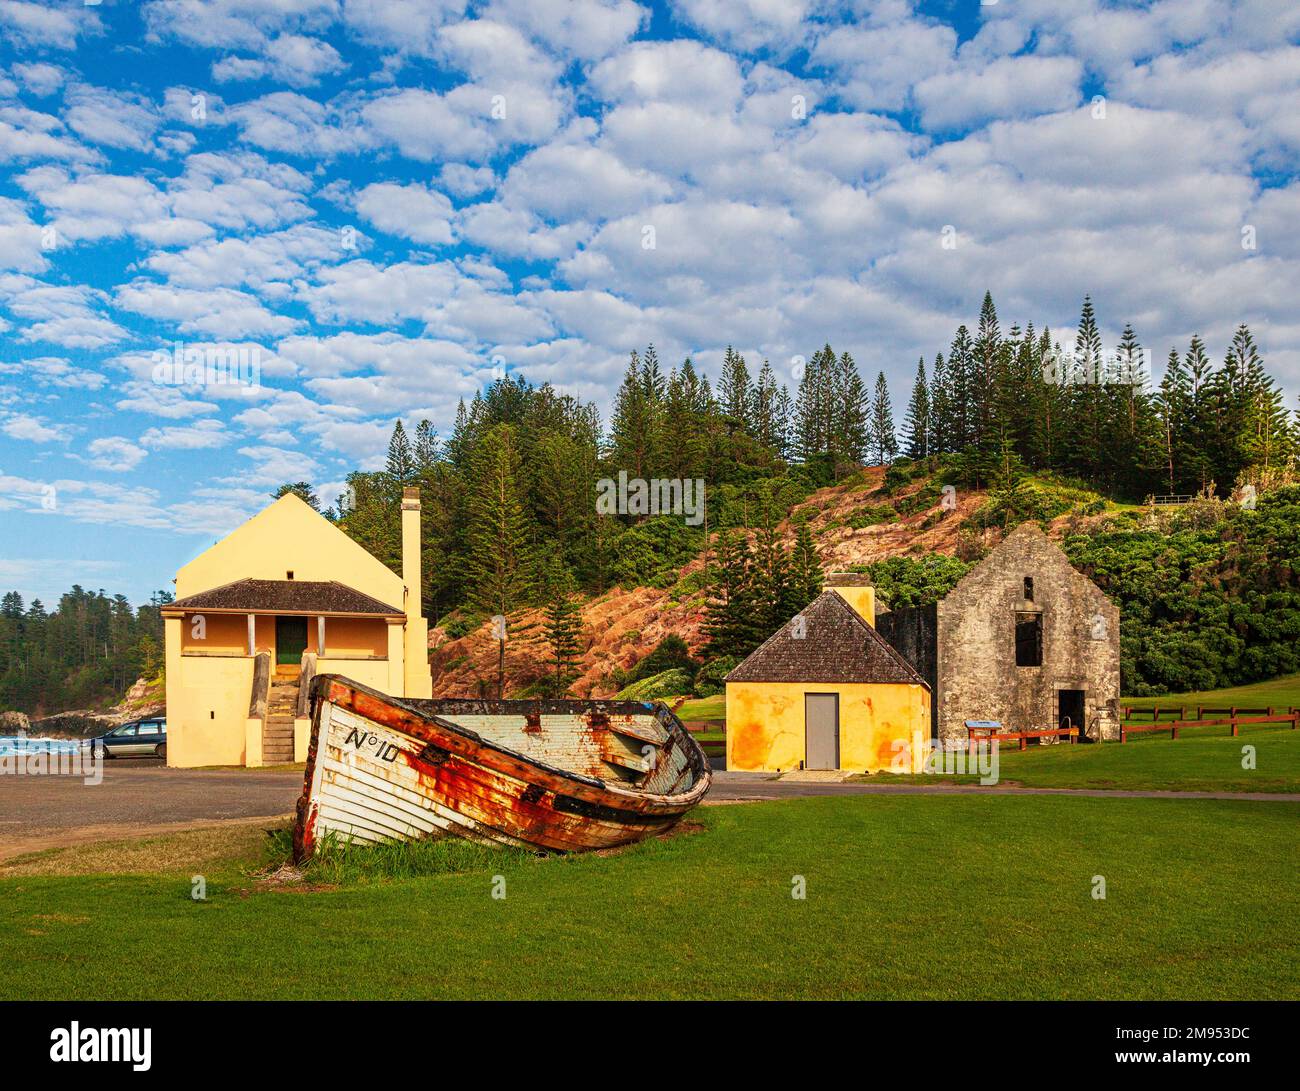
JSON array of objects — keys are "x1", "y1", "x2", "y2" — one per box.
[
  {"x1": 1122, "y1": 674, "x2": 1300, "y2": 713},
  {"x1": 862, "y1": 722, "x2": 1300, "y2": 793},
  {"x1": 677, "y1": 694, "x2": 724, "y2": 722},
  {"x1": 1, "y1": 793, "x2": 1296, "y2": 1000}
]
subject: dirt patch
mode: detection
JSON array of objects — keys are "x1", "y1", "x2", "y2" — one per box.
[{"x1": 0, "y1": 815, "x2": 292, "y2": 876}]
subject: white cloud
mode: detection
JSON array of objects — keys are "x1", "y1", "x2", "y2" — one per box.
[
  {"x1": 141, "y1": 419, "x2": 229, "y2": 449},
  {"x1": 0, "y1": 274, "x2": 126, "y2": 348},
  {"x1": 0, "y1": 104, "x2": 95, "y2": 164},
  {"x1": 63, "y1": 85, "x2": 161, "y2": 151},
  {"x1": 0, "y1": 195, "x2": 48, "y2": 273},
  {"x1": 340, "y1": 0, "x2": 467, "y2": 54},
  {"x1": 590, "y1": 39, "x2": 746, "y2": 108},
  {"x1": 211, "y1": 34, "x2": 346, "y2": 87},
  {"x1": 0, "y1": 356, "x2": 105, "y2": 389},
  {"x1": 437, "y1": 18, "x2": 562, "y2": 87},
  {"x1": 485, "y1": 0, "x2": 643, "y2": 60},
  {"x1": 914, "y1": 54, "x2": 1083, "y2": 131},
  {"x1": 238, "y1": 443, "x2": 319, "y2": 485},
  {"x1": 142, "y1": 0, "x2": 338, "y2": 52},
  {"x1": 87, "y1": 436, "x2": 148, "y2": 472},
  {"x1": 12, "y1": 62, "x2": 65, "y2": 96},
  {"x1": 355, "y1": 182, "x2": 455, "y2": 245},
  {"x1": 2, "y1": 410, "x2": 66, "y2": 443},
  {"x1": 226, "y1": 91, "x2": 366, "y2": 157},
  {"x1": 358, "y1": 88, "x2": 497, "y2": 162},
  {"x1": 670, "y1": 0, "x2": 810, "y2": 54},
  {"x1": 114, "y1": 281, "x2": 301, "y2": 338},
  {"x1": 440, "y1": 163, "x2": 495, "y2": 197},
  {"x1": 810, "y1": 18, "x2": 957, "y2": 113},
  {"x1": 141, "y1": 224, "x2": 345, "y2": 290},
  {"x1": 0, "y1": 0, "x2": 102, "y2": 50},
  {"x1": 499, "y1": 135, "x2": 673, "y2": 220},
  {"x1": 16, "y1": 165, "x2": 168, "y2": 243}
]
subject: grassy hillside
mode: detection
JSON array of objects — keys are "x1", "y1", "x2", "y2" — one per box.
[
  {"x1": 431, "y1": 461, "x2": 1300, "y2": 705},
  {"x1": 429, "y1": 460, "x2": 1127, "y2": 698}
]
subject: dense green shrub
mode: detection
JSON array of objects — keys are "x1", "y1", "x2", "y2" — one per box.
[
  {"x1": 623, "y1": 635, "x2": 698, "y2": 686},
  {"x1": 867, "y1": 555, "x2": 972, "y2": 609},
  {"x1": 693, "y1": 656, "x2": 739, "y2": 697},
  {"x1": 847, "y1": 504, "x2": 899, "y2": 529},
  {"x1": 1065, "y1": 484, "x2": 1300, "y2": 694},
  {"x1": 608, "y1": 518, "x2": 703, "y2": 589},
  {"x1": 616, "y1": 668, "x2": 693, "y2": 701}
]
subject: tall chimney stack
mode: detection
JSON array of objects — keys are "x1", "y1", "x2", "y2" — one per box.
[
  {"x1": 401, "y1": 487, "x2": 432, "y2": 697},
  {"x1": 824, "y1": 571, "x2": 876, "y2": 627}
]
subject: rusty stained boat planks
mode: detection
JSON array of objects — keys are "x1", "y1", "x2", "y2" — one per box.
[{"x1": 293, "y1": 675, "x2": 711, "y2": 859}]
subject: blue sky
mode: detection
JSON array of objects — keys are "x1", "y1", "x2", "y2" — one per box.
[{"x1": 0, "y1": 0, "x2": 1298, "y2": 608}]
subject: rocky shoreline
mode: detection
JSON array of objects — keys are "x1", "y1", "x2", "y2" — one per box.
[{"x1": 0, "y1": 676, "x2": 165, "y2": 740}]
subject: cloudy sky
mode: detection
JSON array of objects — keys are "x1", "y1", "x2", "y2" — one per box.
[{"x1": 0, "y1": 0, "x2": 1298, "y2": 607}]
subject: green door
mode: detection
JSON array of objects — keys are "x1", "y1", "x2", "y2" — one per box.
[{"x1": 275, "y1": 616, "x2": 308, "y2": 666}]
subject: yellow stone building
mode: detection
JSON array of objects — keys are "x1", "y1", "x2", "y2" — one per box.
[
  {"x1": 161, "y1": 488, "x2": 432, "y2": 768},
  {"x1": 724, "y1": 574, "x2": 930, "y2": 773}
]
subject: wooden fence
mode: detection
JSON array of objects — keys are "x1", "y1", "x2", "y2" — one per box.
[
  {"x1": 683, "y1": 722, "x2": 725, "y2": 759},
  {"x1": 1121, "y1": 705, "x2": 1282, "y2": 720},
  {"x1": 1119, "y1": 708, "x2": 1299, "y2": 742}
]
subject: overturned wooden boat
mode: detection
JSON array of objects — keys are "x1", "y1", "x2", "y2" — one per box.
[{"x1": 293, "y1": 675, "x2": 712, "y2": 859}]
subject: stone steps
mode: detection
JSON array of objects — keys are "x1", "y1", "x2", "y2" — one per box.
[{"x1": 264, "y1": 670, "x2": 299, "y2": 760}]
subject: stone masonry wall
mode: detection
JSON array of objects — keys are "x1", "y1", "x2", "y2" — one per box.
[
  {"x1": 875, "y1": 603, "x2": 939, "y2": 738},
  {"x1": 935, "y1": 525, "x2": 1120, "y2": 742}
]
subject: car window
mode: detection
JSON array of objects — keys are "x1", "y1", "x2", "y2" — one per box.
[
  {"x1": 137, "y1": 723, "x2": 160, "y2": 736},
  {"x1": 114, "y1": 725, "x2": 137, "y2": 737}
]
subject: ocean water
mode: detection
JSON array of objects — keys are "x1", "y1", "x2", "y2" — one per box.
[{"x1": 0, "y1": 736, "x2": 87, "y2": 758}]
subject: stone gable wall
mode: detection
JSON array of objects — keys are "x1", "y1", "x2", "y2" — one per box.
[{"x1": 935, "y1": 528, "x2": 1120, "y2": 742}]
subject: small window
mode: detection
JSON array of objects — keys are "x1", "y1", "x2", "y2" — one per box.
[
  {"x1": 1023, "y1": 576, "x2": 1034, "y2": 602},
  {"x1": 1015, "y1": 612, "x2": 1042, "y2": 666},
  {"x1": 137, "y1": 723, "x2": 160, "y2": 736},
  {"x1": 114, "y1": 724, "x2": 137, "y2": 737},
  {"x1": 286, "y1": 570, "x2": 295, "y2": 580}
]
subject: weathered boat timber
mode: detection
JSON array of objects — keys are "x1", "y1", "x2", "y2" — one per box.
[{"x1": 293, "y1": 675, "x2": 712, "y2": 858}]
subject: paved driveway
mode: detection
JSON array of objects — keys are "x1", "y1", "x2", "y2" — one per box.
[{"x1": 0, "y1": 761, "x2": 303, "y2": 861}]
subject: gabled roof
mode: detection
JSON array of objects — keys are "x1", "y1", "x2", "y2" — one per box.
[
  {"x1": 165, "y1": 578, "x2": 402, "y2": 617},
  {"x1": 724, "y1": 590, "x2": 928, "y2": 686},
  {"x1": 173, "y1": 491, "x2": 404, "y2": 606}
]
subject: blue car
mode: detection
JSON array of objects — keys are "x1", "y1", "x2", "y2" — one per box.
[{"x1": 91, "y1": 718, "x2": 167, "y2": 760}]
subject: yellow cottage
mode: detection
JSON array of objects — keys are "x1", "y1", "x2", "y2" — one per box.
[
  {"x1": 724, "y1": 574, "x2": 930, "y2": 773},
  {"x1": 161, "y1": 488, "x2": 432, "y2": 768}
]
